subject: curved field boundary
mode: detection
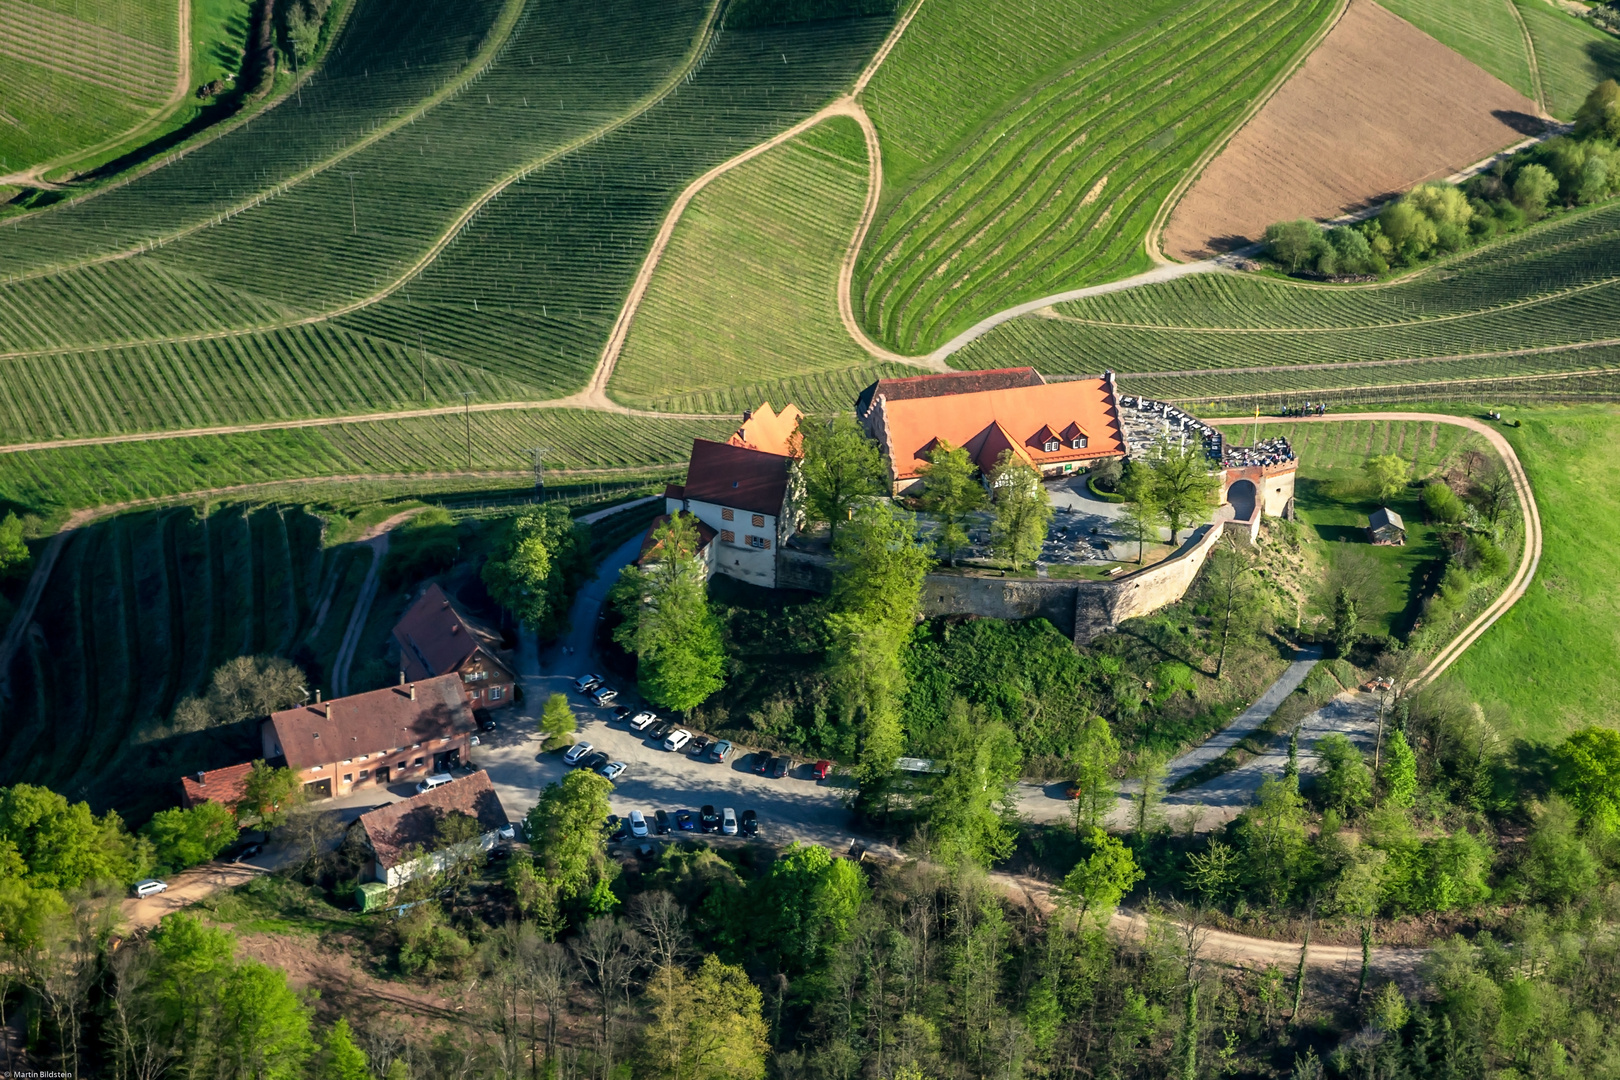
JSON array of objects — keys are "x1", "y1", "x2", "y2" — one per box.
[
  {"x1": 1208, "y1": 412, "x2": 1542, "y2": 690},
  {"x1": 1141, "y1": 0, "x2": 1351, "y2": 265},
  {"x1": 1113, "y1": 340, "x2": 1620, "y2": 380},
  {"x1": 1505, "y1": 0, "x2": 1549, "y2": 116},
  {"x1": 3, "y1": 0, "x2": 529, "y2": 282}
]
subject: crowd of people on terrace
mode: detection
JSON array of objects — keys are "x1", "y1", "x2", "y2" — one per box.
[{"x1": 1222, "y1": 435, "x2": 1295, "y2": 469}]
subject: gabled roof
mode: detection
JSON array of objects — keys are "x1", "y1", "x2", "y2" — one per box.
[
  {"x1": 682, "y1": 439, "x2": 791, "y2": 517},
  {"x1": 856, "y1": 367, "x2": 1045, "y2": 419},
  {"x1": 1369, "y1": 507, "x2": 1406, "y2": 532},
  {"x1": 180, "y1": 762, "x2": 254, "y2": 809},
  {"x1": 267, "y1": 674, "x2": 475, "y2": 771},
  {"x1": 876, "y1": 376, "x2": 1126, "y2": 481},
  {"x1": 638, "y1": 511, "x2": 717, "y2": 564},
  {"x1": 357, "y1": 770, "x2": 509, "y2": 870},
  {"x1": 728, "y1": 401, "x2": 803, "y2": 457},
  {"x1": 392, "y1": 583, "x2": 512, "y2": 684}
]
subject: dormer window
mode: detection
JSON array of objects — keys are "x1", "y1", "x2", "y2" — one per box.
[
  {"x1": 1070, "y1": 436, "x2": 1087, "y2": 449},
  {"x1": 1043, "y1": 439, "x2": 1060, "y2": 453}
]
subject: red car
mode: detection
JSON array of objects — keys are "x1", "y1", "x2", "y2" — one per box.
[{"x1": 812, "y1": 760, "x2": 832, "y2": 781}]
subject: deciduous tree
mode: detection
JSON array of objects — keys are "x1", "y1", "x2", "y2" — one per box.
[
  {"x1": 798, "y1": 415, "x2": 888, "y2": 547},
  {"x1": 524, "y1": 769, "x2": 614, "y2": 904},
  {"x1": 538, "y1": 692, "x2": 577, "y2": 749},
  {"x1": 1315, "y1": 733, "x2": 1373, "y2": 817},
  {"x1": 1147, "y1": 439, "x2": 1218, "y2": 544},
  {"x1": 0, "y1": 512, "x2": 29, "y2": 579},
  {"x1": 614, "y1": 514, "x2": 726, "y2": 713},
  {"x1": 916, "y1": 439, "x2": 985, "y2": 566},
  {"x1": 921, "y1": 701, "x2": 1022, "y2": 867},
  {"x1": 1555, "y1": 726, "x2": 1620, "y2": 834},
  {"x1": 1068, "y1": 714, "x2": 1120, "y2": 834},
  {"x1": 1203, "y1": 534, "x2": 1262, "y2": 679},
  {"x1": 483, "y1": 503, "x2": 585, "y2": 637},
  {"x1": 0, "y1": 784, "x2": 145, "y2": 889},
  {"x1": 1362, "y1": 454, "x2": 1410, "y2": 502},
  {"x1": 239, "y1": 760, "x2": 304, "y2": 830},
  {"x1": 1057, "y1": 829, "x2": 1143, "y2": 922},
  {"x1": 642, "y1": 955, "x2": 768, "y2": 1080},
  {"x1": 142, "y1": 802, "x2": 240, "y2": 872},
  {"x1": 1380, "y1": 730, "x2": 1418, "y2": 810},
  {"x1": 987, "y1": 451, "x2": 1051, "y2": 569}
]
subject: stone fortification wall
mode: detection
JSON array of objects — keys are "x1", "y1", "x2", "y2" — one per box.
[{"x1": 777, "y1": 518, "x2": 1247, "y2": 644}]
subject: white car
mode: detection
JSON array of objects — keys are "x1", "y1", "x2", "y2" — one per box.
[
  {"x1": 133, "y1": 879, "x2": 168, "y2": 899},
  {"x1": 629, "y1": 810, "x2": 649, "y2": 838},
  {"x1": 599, "y1": 761, "x2": 628, "y2": 781},
  {"x1": 663, "y1": 728, "x2": 691, "y2": 752},
  {"x1": 563, "y1": 741, "x2": 594, "y2": 765},
  {"x1": 721, "y1": 807, "x2": 738, "y2": 836},
  {"x1": 629, "y1": 711, "x2": 658, "y2": 731}
]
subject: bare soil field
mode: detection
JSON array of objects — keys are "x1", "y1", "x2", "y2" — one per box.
[{"x1": 1163, "y1": 0, "x2": 1543, "y2": 260}]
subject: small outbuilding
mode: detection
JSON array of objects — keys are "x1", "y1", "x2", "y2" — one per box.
[{"x1": 1368, "y1": 506, "x2": 1406, "y2": 546}]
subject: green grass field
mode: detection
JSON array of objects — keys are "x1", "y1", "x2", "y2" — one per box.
[
  {"x1": 1377, "y1": 0, "x2": 1537, "y2": 101},
  {"x1": 853, "y1": 0, "x2": 1338, "y2": 353},
  {"x1": 1513, "y1": 0, "x2": 1620, "y2": 119},
  {"x1": 0, "y1": 407, "x2": 732, "y2": 520},
  {"x1": 609, "y1": 118, "x2": 878, "y2": 407},
  {"x1": 949, "y1": 199, "x2": 1620, "y2": 404},
  {"x1": 1448, "y1": 403, "x2": 1620, "y2": 743}
]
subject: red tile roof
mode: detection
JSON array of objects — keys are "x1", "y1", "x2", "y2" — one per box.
[
  {"x1": 681, "y1": 439, "x2": 791, "y2": 517},
  {"x1": 876, "y1": 376, "x2": 1125, "y2": 482},
  {"x1": 392, "y1": 583, "x2": 512, "y2": 684},
  {"x1": 358, "y1": 770, "x2": 510, "y2": 870},
  {"x1": 266, "y1": 674, "x2": 475, "y2": 771},
  {"x1": 727, "y1": 401, "x2": 803, "y2": 457},
  {"x1": 638, "y1": 511, "x2": 717, "y2": 564},
  {"x1": 179, "y1": 762, "x2": 254, "y2": 810},
  {"x1": 857, "y1": 367, "x2": 1045, "y2": 418}
]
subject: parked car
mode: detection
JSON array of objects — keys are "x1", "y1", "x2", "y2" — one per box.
[
  {"x1": 133, "y1": 879, "x2": 168, "y2": 899},
  {"x1": 629, "y1": 711, "x2": 658, "y2": 731},
  {"x1": 499, "y1": 823, "x2": 519, "y2": 841},
  {"x1": 605, "y1": 816, "x2": 627, "y2": 842},
  {"x1": 721, "y1": 808, "x2": 738, "y2": 836},
  {"x1": 812, "y1": 760, "x2": 833, "y2": 781},
  {"x1": 654, "y1": 810, "x2": 671, "y2": 835},
  {"x1": 480, "y1": 718, "x2": 498, "y2": 732},
  {"x1": 416, "y1": 773, "x2": 454, "y2": 794},
  {"x1": 590, "y1": 687, "x2": 618, "y2": 707},
  {"x1": 663, "y1": 729, "x2": 691, "y2": 752},
  {"x1": 487, "y1": 846, "x2": 511, "y2": 862},
  {"x1": 612, "y1": 705, "x2": 632, "y2": 721},
  {"x1": 582, "y1": 752, "x2": 609, "y2": 772},
  {"x1": 231, "y1": 842, "x2": 263, "y2": 864},
  {"x1": 676, "y1": 809, "x2": 696, "y2": 832},
  {"x1": 470, "y1": 735, "x2": 481, "y2": 746},
  {"x1": 651, "y1": 719, "x2": 676, "y2": 741},
  {"x1": 629, "y1": 810, "x2": 649, "y2": 838},
  {"x1": 708, "y1": 740, "x2": 732, "y2": 764},
  {"x1": 770, "y1": 756, "x2": 792, "y2": 779},
  {"x1": 753, "y1": 753, "x2": 773, "y2": 776},
  {"x1": 741, "y1": 810, "x2": 758, "y2": 838},
  {"x1": 564, "y1": 741, "x2": 595, "y2": 765},
  {"x1": 599, "y1": 760, "x2": 628, "y2": 781},
  {"x1": 699, "y1": 805, "x2": 720, "y2": 833},
  {"x1": 689, "y1": 737, "x2": 710, "y2": 757},
  {"x1": 575, "y1": 674, "x2": 604, "y2": 693}
]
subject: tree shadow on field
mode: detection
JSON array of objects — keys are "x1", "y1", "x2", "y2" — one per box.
[
  {"x1": 1492, "y1": 110, "x2": 1551, "y2": 138},
  {"x1": 1586, "y1": 37, "x2": 1620, "y2": 87}
]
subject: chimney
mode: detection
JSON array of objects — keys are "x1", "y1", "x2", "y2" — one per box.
[
  {"x1": 399, "y1": 671, "x2": 405, "y2": 686},
  {"x1": 196, "y1": 771, "x2": 205, "y2": 784},
  {"x1": 315, "y1": 689, "x2": 321, "y2": 703},
  {"x1": 410, "y1": 683, "x2": 416, "y2": 701}
]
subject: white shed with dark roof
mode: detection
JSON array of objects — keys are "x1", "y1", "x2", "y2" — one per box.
[{"x1": 1368, "y1": 507, "x2": 1406, "y2": 545}]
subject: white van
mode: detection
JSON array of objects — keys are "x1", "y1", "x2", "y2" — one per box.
[
  {"x1": 416, "y1": 773, "x2": 454, "y2": 794},
  {"x1": 133, "y1": 879, "x2": 168, "y2": 899}
]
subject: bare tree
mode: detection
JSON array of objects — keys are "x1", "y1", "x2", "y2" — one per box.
[
  {"x1": 106, "y1": 946, "x2": 179, "y2": 1080},
  {"x1": 569, "y1": 917, "x2": 644, "y2": 1076},
  {"x1": 631, "y1": 891, "x2": 689, "y2": 975},
  {"x1": 480, "y1": 921, "x2": 542, "y2": 1078},
  {"x1": 525, "y1": 941, "x2": 573, "y2": 1080}
]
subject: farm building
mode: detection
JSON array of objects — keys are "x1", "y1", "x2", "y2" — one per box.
[
  {"x1": 859, "y1": 369, "x2": 1127, "y2": 494},
  {"x1": 349, "y1": 770, "x2": 510, "y2": 888},
  {"x1": 261, "y1": 674, "x2": 477, "y2": 800},
  {"x1": 392, "y1": 582, "x2": 516, "y2": 710},
  {"x1": 179, "y1": 762, "x2": 254, "y2": 811},
  {"x1": 1368, "y1": 507, "x2": 1407, "y2": 545},
  {"x1": 652, "y1": 407, "x2": 802, "y2": 588}
]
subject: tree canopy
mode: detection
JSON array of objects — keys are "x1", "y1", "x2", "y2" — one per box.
[
  {"x1": 482, "y1": 503, "x2": 587, "y2": 637},
  {"x1": 987, "y1": 451, "x2": 1051, "y2": 569},
  {"x1": 1145, "y1": 439, "x2": 1218, "y2": 544},
  {"x1": 142, "y1": 802, "x2": 240, "y2": 873},
  {"x1": 797, "y1": 415, "x2": 888, "y2": 545},
  {"x1": 0, "y1": 783, "x2": 146, "y2": 889},
  {"x1": 524, "y1": 769, "x2": 615, "y2": 904},
  {"x1": 613, "y1": 513, "x2": 726, "y2": 712},
  {"x1": 916, "y1": 438, "x2": 985, "y2": 566}
]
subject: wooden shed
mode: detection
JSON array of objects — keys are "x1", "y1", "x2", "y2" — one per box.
[{"x1": 1368, "y1": 506, "x2": 1406, "y2": 546}]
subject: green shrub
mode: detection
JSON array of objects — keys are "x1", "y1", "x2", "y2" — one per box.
[
  {"x1": 1423, "y1": 482, "x2": 1466, "y2": 524},
  {"x1": 1463, "y1": 534, "x2": 1509, "y2": 579},
  {"x1": 395, "y1": 902, "x2": 471, "y2": 977},
  {"x1": 381, "y1": 507, "x2": 459, "y2": 589},
  {"x1": 142, "y1": 802, "x2": 240, "y2": 873}
]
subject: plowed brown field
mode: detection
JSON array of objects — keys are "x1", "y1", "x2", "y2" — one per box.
[{"x1": 1163, "y1": 0, "x2": 1542, "y2": 260}]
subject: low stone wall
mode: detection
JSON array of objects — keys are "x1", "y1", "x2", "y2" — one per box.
[{"x1": 776, "y1": 517, "x2": 1253, "y2": 645}]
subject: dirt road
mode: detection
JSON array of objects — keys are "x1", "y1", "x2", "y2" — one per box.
[{"x1": 120, "y1": 860, "x2": 269, "y2": 930}]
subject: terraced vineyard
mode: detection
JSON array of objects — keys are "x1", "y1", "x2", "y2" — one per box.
[
  {"x1": 1376, "y1": 0, "x2": 1536, "y2": 101},
  {"x1": 853, "y1": 0, "x2": 1338, "y2": 354},
  {"x1": 0, "y1": 1, "x2": 891, "y2": 437},
  {"x1": 0, "y1": 0, "x2": 178, "y2": 171},
  {"x1": 950, "y1": 201, "x2": 1620, "y2": 404},
  {"x1": 610, "y1": 118, "x2": 876, "y2": 407},
  {"x1": 1512, "y1": 0, "x2": 1620, "y2": 119},
  {"x1": 0, "y1": 408, "x2": 731, "y2": 518}
]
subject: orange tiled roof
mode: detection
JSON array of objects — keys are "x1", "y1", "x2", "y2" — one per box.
[
  {"x1": 856, "y1": 367, "x2": 1044, "y2": 419},
  {"x1": 876, "y1": 377, "x2": 1125, "y2": 481},
  {"x1": 179, "y1": 762, "x2": 254, "y2": 810},
  {"x1": 727, "y1": 402, "x2": 803, "y2": 457}
]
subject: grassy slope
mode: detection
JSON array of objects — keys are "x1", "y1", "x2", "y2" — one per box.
[
  {"x1": 1512, "y1": 0, "x2": 1620, "y2": 119},
  {"x1": 1449, "y1": 403, "x2": 1620, "y2": 743},
  {"x1": 609, "y1": 118, "x2": 877, "y2": 407},
  {"x1": 1376, "y1": 0, "x2": 1536, "y2": 101},
  {"x1": 854, "y1": 0, "x2": 1338, "y2": 353},
  {"x1": 949, "y1": 199, "x2": 1620, "y2": 401}
]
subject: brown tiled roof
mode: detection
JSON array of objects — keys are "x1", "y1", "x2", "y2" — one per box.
[
  {"x1": 392, "y1": 583, "x2": 512, "y2": 684},
  {"x1": 266, "y1": 674, "x2": 474, "y2": 771},
  {"x1": 727, "y1": 401, "x2": 803, "y2": 457},
  {"x1": 180, "y1": 762, "x2": 254, "y2": 809},
  {"x1": 857, "y1": 367, "x2": 1045, "y2": 418},
  {"x1": 663, "y1": 483, "x2": 686, "y2": 501},
  {"x1": 877, "y1": 377, "x2": 1126, "y2": 482},
  {"x1": 681, "y1": 439, "x2": 791, "y2": 517},
  {"x1": 358, "y1": 770, "x2": 510, "y2": 870},
  {"x1": 638, "y1": 511, "x2": 716, "y2": 564}
]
